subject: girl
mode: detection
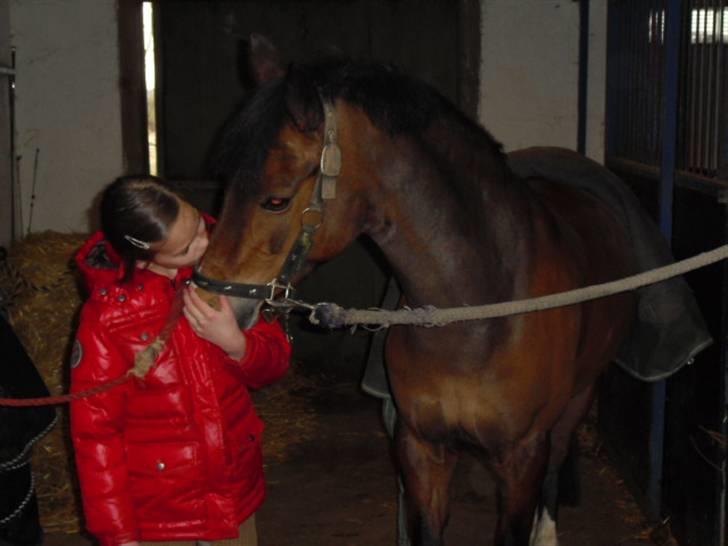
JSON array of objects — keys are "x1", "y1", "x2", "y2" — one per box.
[{"x1": 70, "y1": 176, "x2": 291, "y2": 546}]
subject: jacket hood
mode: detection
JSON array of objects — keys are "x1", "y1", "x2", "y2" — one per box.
[{"x1": 75, "y1": 231, "x2": 125, "y2": 293}]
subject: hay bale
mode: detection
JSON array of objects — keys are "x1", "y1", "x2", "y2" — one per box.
[{"x1": 2, "y1": 231, "x2": 87, "y2": 534}]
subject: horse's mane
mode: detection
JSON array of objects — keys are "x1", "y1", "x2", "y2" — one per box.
[{"x1": 213, "y1": 58, "x2": 506, "y2": 195}]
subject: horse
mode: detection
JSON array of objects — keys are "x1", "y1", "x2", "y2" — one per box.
[{"x1": 195, "y1": 35, "x2": 635, "y2": 546}]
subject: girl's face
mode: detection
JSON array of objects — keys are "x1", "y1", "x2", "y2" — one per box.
[{"x1": 150, "y1": 200, "x2": 209, "y2": 270}]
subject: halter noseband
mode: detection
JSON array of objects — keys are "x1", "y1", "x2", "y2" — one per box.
[{"x1": 192, "y1": 96, "x2": 341, "y2": 301}]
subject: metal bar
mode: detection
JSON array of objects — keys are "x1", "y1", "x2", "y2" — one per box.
[
  {"x1": 650, "y1": 1, "x2": 662, "y2": 162},
  {"x1": 689, "y1": 1, "x2": 699, "y2": 171},
  {"x1": 626, "y1": 6, "x2": 635, "y2": 158},
  {"x1": 709, "y1": 0, "x2": 722, "y2": 173},
  {"x1": 577, "y1": 0, "x2": 589, "y2": 155},
  {"x1": 648, "y1": 0, "x2": 683, "y2": 523},
  {"x1": 698, "y1": 3, "x2": 709, "y2": 174},
  {"x1": 607, "y1": 156, "x2": 728, "y2": 196},
  {"x1": 720, "y1": 3, "x2": 728, "y2": 179},
  {"x1": 718, "y1": 8, "x2": 728, "y2": 546},
  {"x1": 0, "y1": 66, "x2": 14, "y2": 76},
  {"x1": 637, "y1": 2, "x2": 646, "y2": 163}
]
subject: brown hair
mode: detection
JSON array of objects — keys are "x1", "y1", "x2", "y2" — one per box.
[{"x1": 100, "y1": 176, "x2": 180, "y2": 282}]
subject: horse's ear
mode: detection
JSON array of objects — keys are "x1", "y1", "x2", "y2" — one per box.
[
  {"x1": 284, "y1": 65, "x2": 323, "y2": 132},
  {"x1": 249, "y1": 33, "x2": 285, "y2": 85}
]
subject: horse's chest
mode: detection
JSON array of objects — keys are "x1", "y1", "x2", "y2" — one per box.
[
  {"x1": 385, "y1": 326, "x2": 564, "y2": 446},
  {"x1": 391, "y1": 374, "x2": 516, "y2": 448}
]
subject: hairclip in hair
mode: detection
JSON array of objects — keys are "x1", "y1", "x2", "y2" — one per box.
[{"x1": 124, "y1": 234, "x2": 151, "y2": 250}]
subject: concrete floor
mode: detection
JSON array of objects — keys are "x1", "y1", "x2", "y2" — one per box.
[{"x1": 44, "y1": 373, "x2": 658, "y2": 546}]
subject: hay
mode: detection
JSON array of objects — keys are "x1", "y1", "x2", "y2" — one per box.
[
  {"x1": 0, "y1": 231, "x2": 320, "y2": 534},
  {"x1": 252, "y1": 368, "x2": 320, "y2": 463},
  {"x1": 2, "y1": 231, "x2": 87, "y2": 534}
]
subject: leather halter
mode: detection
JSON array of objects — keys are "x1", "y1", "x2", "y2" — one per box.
[{"x1": 192, "y1": 96, "x2": 341, "y2": 301}]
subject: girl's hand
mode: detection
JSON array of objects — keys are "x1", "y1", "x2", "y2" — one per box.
[
  {"x1": 120, "y1": 543, "x2": 140, "y2": 546},
  {"x1": 183, "y1": 288, "x2": 247, "y2": 360}
]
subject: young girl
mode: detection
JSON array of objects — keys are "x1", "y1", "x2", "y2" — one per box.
[{"x1": 70, "y1": 176, "x2": 291, "y2": 546}]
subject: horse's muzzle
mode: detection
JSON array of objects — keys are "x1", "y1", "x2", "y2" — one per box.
[{"x1": 228, "y1": 297, "x2": 263, "y2": 330}]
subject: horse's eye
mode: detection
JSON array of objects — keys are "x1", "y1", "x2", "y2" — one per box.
[{"x1": 261, "y1": 197, "x2": 291, "y2": 212}]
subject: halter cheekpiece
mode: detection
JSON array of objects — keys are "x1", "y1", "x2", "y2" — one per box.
[{"x1": 192, "y1": 93, "x2": 341, "y2": 302}]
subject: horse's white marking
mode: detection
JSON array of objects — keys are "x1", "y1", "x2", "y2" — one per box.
[
  {"x1": 530, "y1": 511, "x2": 558, "y2": 546},
  {"x1": 529, "y1": 512, "x2": 539, "y2": 545}
]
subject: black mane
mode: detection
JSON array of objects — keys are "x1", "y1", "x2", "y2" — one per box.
[{"x1": 213, "y1": 58, "x2": 505, "y2": 195}]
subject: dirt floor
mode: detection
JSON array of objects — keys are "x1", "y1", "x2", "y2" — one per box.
[{"x1": 45, "y1": 364, "x2": 664, "y2": 546}]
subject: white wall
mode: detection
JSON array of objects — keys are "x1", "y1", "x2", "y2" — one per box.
[
  {"x1": 478, "y1": 0, "x2": 607, "y2": 163},
  {"x1": 9, "y1": 0, "x2": 123, "y2": 234}
]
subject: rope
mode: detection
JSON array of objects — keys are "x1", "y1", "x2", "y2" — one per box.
[
  {"x1": 2, "y1": 245, "x2": 728, "y2": 406},
  {"x1": 310, "y1": 243, "x2": 728, "y2": 328},
  {"x1": 0, "y1": 289, "x2": 184, "y2": 407}
]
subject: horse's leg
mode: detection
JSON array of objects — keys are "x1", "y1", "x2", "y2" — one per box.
[
  {"x1": 491, "y1": 432, "x2": 550, "y2": 546},
  {"x1": 396, "y1": 425, "x2": 458, "y2": 546},
  {"x1": 382, "y1": 397, "x2": 412, "y2": 546},
  {"x1": 531, "y1": 385, "x2": 595, "y2": 546}
]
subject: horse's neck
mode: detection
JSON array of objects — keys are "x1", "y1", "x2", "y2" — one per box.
[{"x1": 367, "y1": 145, "x2": 531, "y2": 308}]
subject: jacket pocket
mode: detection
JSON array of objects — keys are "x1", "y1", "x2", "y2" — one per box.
[
  {"x1": 126, "y1": 442, "x2": 205, "y2": 525},
  {"x1": 127, "y1": 442, "x2": 199, "y2": 476}
]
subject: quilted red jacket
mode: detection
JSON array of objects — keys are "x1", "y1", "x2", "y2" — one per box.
[{"x1": 70, "y1": 231, "x2": 291, "y2": 546}]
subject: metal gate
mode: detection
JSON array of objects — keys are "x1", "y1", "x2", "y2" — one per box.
[{"x1": 603, "y1": 1, "x2": 728, "y2": 545}]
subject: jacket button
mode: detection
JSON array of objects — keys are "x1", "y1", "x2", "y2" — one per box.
[
  {"x1": 136, "y1": 284, "x2": 144, "y2": 291},
  {"x1": 249, "y1": 434, "x2": 256, "y2": 441},
  {"x1": 156, "y1": 461, "x2": 166, "y2": 471},
  {"x1": 118, "y1": 294, "x2": 127, "y2": 302},
  {"x1": 140, "y1": 332, "x2": 149, "y2": 341},
  {"x1": 99, "y1": 288, "x2": 107, "y2": 296}
]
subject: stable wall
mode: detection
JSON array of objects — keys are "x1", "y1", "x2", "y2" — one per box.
[
  {"x1": 5, "y1": 1, "x2": 608, "y2": 234},
  {"x1": 9, "y1": 0, "x2": 123, "y2": 235},
  {"x1": 479, "y1": 0, "x2": 607, "y2": 162}
]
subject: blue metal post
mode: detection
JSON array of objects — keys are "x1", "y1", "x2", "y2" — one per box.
[{"x1": 649, "y1": 0, "x2": 682, "y2": 521}]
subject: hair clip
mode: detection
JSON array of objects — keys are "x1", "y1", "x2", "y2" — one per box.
[{"x1": 124, "y1": 234, "x2": 151, "y2": 250}]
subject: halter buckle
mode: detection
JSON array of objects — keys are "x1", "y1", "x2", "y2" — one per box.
[
  {"x1": 320, "y1": 143, "x2": 341, "y2": 177},
  {"x1": 265, "y1": 279, "x2": 295, "y2": 303}
]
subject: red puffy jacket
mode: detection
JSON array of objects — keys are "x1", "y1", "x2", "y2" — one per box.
[{"x1": 70, "y1": 231, "x2": 291, "y2": 546}]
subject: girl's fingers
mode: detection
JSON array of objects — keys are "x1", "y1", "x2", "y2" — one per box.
[
  {"x1": 218, "y1": 295, "x2": 234, "y2": 315},
  {"x1": 182, "y1": 290, "x2": 206, "y2": 324},
  {"x1": 186, "y1": 287, "x2": 216, "y2": 319}
]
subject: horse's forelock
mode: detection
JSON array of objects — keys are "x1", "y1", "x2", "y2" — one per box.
[{"x1": 213, "y1": 79, "x2": 289, "y2": 198}]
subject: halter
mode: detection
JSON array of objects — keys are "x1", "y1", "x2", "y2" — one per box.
[{"x1": 192, "y1": 96, "x2": 341, "y2": 303}]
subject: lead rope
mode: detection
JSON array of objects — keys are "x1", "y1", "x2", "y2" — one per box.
[
  {"x1": 3, "y1": 244, "x2": 728, "y2": 407},
  {"x1": 309, "y1": 242, "x2": 728, "y2": 328},
  {"x1": 0, "y1": 287, "x2": 184, "y2": 407}
]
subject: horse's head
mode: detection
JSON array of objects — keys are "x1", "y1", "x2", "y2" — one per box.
[{"x1": 196, "y1": 35, "x2": 373, "y2": 327}]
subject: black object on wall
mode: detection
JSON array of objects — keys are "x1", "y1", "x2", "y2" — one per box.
[{"x1": 0, "y1": 314, "x2": 57, "y2": 545}]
